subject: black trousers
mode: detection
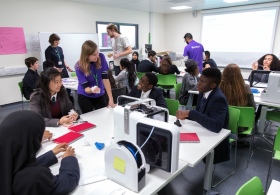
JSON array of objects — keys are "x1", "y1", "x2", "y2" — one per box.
[{"x1": 78, "y1": 94, "x2": 107, "y2": 114}]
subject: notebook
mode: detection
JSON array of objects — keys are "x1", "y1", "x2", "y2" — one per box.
[
  {"x1": 68, "y1": 122, "x2": 96, "y2": 133},
  {"x1": 53, "y1": 132, "x2": 84, "y2": 144},
  {"x1": 180, "y1": 133, "x2": 200, "y2": 143}
]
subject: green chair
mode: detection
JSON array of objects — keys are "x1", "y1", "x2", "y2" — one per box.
[
  {"x1": 136, "y1": 72, "x2": 145, "y2": 80},
  {"x1": 71, "y1": 72, "x2": 77, "y2": 77},
  {"x1": 236, "y1": 176, "x2": 264, "y2": 195},
  {"x1": 18, "y1": 81, "x2": 29, "y2": 110},
  {"x1": 265, "y1": 127, "x2": 280, "y2": 193},
  {"x1": 174, "y1": 83, "x2": 182, "y2": 100},
  {"x1": 165, "y1": 98, "x2": 179, "y2": 116},
  {"x1": 157, "y1": 74, "x2": 177, "y2": 98},
  {"x1": 212, "y1": 106, "x2": 240, "y2": 187},
  {"x1": 231, "y1": 106, "x2": 255, "y2": 167}
]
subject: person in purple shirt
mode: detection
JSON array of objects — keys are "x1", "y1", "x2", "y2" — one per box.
[
  {"x1": 183, "y1": 33, "x2": 205, "y2": 72},
  {"x1": 75, "y1": 40, "x2": 115, "y2": 114}
]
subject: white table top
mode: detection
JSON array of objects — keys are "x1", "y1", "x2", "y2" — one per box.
[
  {"x1": 41, "y1": 107, "x2": 230, "y2": 194},
  {"x1": 267, "y1": 180, "x2": 280, "y2": 195},
  {"x1": 62, "y1": 77, "x2": 78, "y2": 91}
]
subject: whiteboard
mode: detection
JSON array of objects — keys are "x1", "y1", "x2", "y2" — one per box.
[{"x1": 39, "y1": 32, "x2": 99, "y2": 70}]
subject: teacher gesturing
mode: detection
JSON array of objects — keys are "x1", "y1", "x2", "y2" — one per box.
[{"x1": 45, "y1": 33, "x2": 73, "y2": 78}]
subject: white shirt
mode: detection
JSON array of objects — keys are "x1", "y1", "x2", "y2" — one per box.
[
  {"x1": 204, "y1": 90, "x2": 212, "y2": 99},
  {"x1": 50, "y1": 93, "x2": 58, "y2": 102},
  {"x1": 140, "y1": 89, "x2": 151, "y2": 99},
  {"x1": 111, "y1": 35, "x2": 131, "y2": 66}
]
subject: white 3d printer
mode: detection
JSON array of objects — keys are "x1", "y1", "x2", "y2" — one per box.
[
  {"x1": 104, "y1": 96, "x2": 180, "y2": 192},
  {"x1": 260, "y1": 72, "x2": 280, "y2": 104}
]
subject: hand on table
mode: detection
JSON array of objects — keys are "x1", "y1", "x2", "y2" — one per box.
[
  {"x1": 52, "y1": 143, "x2": 68, "y2": 155},
  {"x1": 59, "y1": 115, "x2": 74, "y2": 125},
  {"x1": 176, "y1": 110, "x2": 190, "y2": 120},
  {"x1": 43, "y1": 130, "x2": 53, "y2": 140},
  {"x1": 62, "y1": 146, "x2": 76, "y2": 158}
]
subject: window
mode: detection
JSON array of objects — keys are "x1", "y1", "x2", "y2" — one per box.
[{"x1": 96, "y1": 21, "x2": 139, "y2": 52}]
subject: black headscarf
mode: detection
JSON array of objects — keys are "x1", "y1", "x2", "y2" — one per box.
[
  {"x1": 0, "y1": 110, "x2": 53, "y2": 195},
  {"x1": 131, "y1": 51, "x2": 140, "y2": 70}
]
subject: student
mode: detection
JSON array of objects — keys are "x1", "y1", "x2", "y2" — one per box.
[
  {"x1": 138, "y1": 50, "x2": 158, "y2": 73},
  {"x1": 75, "y1": 40, "x2": 115, "y2": 114},
  {"x1": 183, "y1": 33, "x2": 205, "y2": 72},
  {"x1": 131, "y1": 51, "x2": 141, "y2": 71},
  {"x1": 203, "y1": 50, "x2": 217, "y2": 69},
  {"x1": 128, "y1": 72, "x2": 167, "y2": 108},
  {"x1": 22, "y1": 57, "x2": 40, "y2": 100},
  {"x1": 158, "y1": 55, "x2": 180, "y2": 75},
  {"x1": 178, "y1": 59, "x2": 200, "y2": 108},
  {"x1": 107, "y1": 23, "x2": 132, "y2": 76},
  {"x1": 0, "y1": 110, "x2": 79, "y2": 195},
  {"x1": 30, "y1": 68, "x2": 78, "y2": 127},
  {"x1": 249, "y1": 54, "x2": 280, "y2": 82},
  {"x1": 43, "y1": 59, "x2": 55, "y2": 71},
  {"x1": 114, "y1": 58, "x2": 137, "y2": 93},
  {"x1": 176, "y1": 68, "x2": 229, "y2": 164},
  {"x1": 220, "y1": 64, "x2": 256, "y2": 110}
]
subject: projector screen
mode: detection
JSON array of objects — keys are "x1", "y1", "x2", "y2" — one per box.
[{"x1": 201, "y1": 7, "x2": 279, "y2": 68}]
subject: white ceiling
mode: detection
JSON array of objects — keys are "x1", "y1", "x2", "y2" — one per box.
[{"x1": 67, "y1": 0, "x2": 278, "y2": 14}]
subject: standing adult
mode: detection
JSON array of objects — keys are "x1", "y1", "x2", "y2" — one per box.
[
  {"x1": 107, "y1": 23, "x2": 132, "y2": 76},
  {"x1": 183, "y1": 33, "x2": 205, "y2": 72},
  {"x1": 45, "y1": 33, "x2": 73, "y2": 78},
  {"x1": 75, "y1": 40, "x2": 115, "y2": 114}
]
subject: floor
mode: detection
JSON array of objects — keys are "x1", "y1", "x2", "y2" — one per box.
[{"x1": 1, "y1": 101, "x2": 280, "y2": 195}]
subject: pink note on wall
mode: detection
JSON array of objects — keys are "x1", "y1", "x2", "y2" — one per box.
[{"x1": 0, "y1": 27, "x2": 27, "y2": 55}]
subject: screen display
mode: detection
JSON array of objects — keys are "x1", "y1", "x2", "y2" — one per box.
[{"x1": 137, "y1": 123, "x2": 172, "y2": 172}]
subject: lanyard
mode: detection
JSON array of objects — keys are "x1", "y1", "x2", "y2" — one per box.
[
  {"x1": 53, "y1": 47, "x2": 61, "y2": 61},
  {"x1": 90, "y1": 69, "x2": 98, "y2": 86}
]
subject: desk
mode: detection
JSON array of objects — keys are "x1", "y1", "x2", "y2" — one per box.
[
  {"x1": 267, "y1": 180, "x2": 280, "y2": 195},
  {"x1": 41, "y1": 108, "x2": 230, "y2": 194}
]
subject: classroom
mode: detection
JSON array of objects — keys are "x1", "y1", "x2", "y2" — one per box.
[{"x1": 0, "y1": 0, "x2": 280, "y2": 194}]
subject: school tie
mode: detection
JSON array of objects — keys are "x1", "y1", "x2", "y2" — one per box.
[
  {"x1": 51, "y1": 96, "x2": 56, "y2": 104},
  {"x1": 199, "y1": 95, "x2": 207, "y2": 112}
]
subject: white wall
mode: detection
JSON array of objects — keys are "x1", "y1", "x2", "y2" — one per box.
[
  {"x1": 164, "y1": 3, "x2": 280, "y2": 79},
  {"x1": 0, "y1": 0, "x2": 164, "y2": 105}
]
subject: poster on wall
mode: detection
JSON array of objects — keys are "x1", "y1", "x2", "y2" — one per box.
[{"x1": 0, "y1": 27, "x2": 27, "y2": 55}]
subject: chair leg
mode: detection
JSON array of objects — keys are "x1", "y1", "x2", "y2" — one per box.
[
  {"x1": 212, "y1": 141, "x2": 237, "y2": 188},
  {"x1": 21, "y1": 97, "x2": 24, "y2": 110},
  {"x1": 246, "y1": 133, "x2": 255, "y2": 168},
  {"x1": 265, "y1": 154, "x2": 274, "y2": 194}
]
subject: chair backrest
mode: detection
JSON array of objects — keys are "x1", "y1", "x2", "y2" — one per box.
[
  {"x1": 157, "y1": 74, "x2": 177, "y2": 86},
  {"x1": 228, "y1": 106, "x2": 240, "y2": 135},
  {"x1": 273, "y1": 127, "x2": 280, "y2": 152},
  {"x1": 136, "y1": 72, "x2": 145, "y2": 80},
  {"x1": 165, "y1": 98, "x2": 179, "y2": 116},
  {"x1": 236, "y1": 176, "x2": 264, "y2": 195},
  {"x1": 71, "y1": 72, "x2": 77, "y2": 77},
  {"x1": 18, "y1": 81, "x2": 23, "y2": 97},
  {"x1": 174, "y1": 83, "x2": 182, "y2": 100},
  {"x1": 112, "y1": 86, "x2": 127, "y2": 104},
  {"x1": 231, "y1": 106, "x2": 255, "y2": 129}
]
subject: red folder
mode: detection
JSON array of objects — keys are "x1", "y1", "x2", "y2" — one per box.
[
  {"x1": 180, "y1": 133, "x2": 200, "y2": 143},
  {"x1": 68, "y1": 122, "x2": 96, "y2": 133},
  {"x1": 52, "y1": 132, "x2": 84, "y2": 144}
]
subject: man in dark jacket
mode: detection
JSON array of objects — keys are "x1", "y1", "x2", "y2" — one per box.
[{"x1": 128, "y1": 72, "x2": 167, "y2": 108}]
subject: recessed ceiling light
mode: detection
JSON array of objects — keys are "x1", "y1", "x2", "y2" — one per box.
[
  {"x1": 223, "y1": 0, "x2": 249, "y2": 3},
  {"x1": 170, "y1": 6, "x2": 192, "y2": 10}
]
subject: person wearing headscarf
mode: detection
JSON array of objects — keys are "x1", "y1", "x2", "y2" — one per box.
[
  {"x1": 0, "y1": 110, "x2": 80, "y2": 195},
  {"x1": 130, "y1": 51, "x2": 141, "y2": 71}
]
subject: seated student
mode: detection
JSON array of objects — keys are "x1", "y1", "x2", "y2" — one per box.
[
  {"x1": 114, "y1": 58, "x2": 138, "y2": 93},
  {"x1": 178, "y1": 59, "x2": 200, "y2": 108},
  {"x1": 176, "y1": 68, "x2": 229, "y2": 164},
  {"x1": 30, "y1": 67, "x2": 78, "y2": 127},
  {"x1": 158, "y1": 54, "x2": 180, "y2": 75},
  {"x1": 248, "y1": 54, "x2": 280, "y2": 82},
  {"x1": 203, "y1": 50, "x2": 217, "y2": 69},
  {"x1": 128, "y1": 72, "x2": 167, "y2": 108},
  {"x1": 0, "y1": 110, "x2": 79, "y2": 195},
  {"x1": 43, "y1": 59, "x2": 55, "y2": 71},
  {"x1": 220, "y1": 63, "x2": 256, "y2": 110},
  {"x1": 130, "y1": 51, "x2": 141, "y2": 71},
  {"x1": 22, "y1": 57, "x2": 40, "y2": 100},
  {"x1": 137, "y1": 50, "x2": 158, "y2": 73}
]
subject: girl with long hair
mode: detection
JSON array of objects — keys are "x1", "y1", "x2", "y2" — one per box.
[{"x1": 158, "y1": 55, "x2": 180, "y2": 75}]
